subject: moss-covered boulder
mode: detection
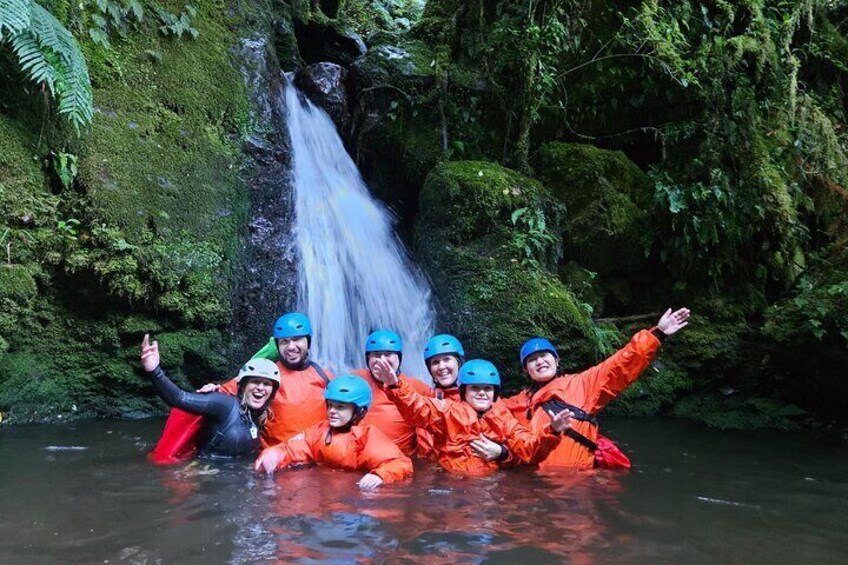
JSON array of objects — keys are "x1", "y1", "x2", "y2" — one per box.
[
  {"x1": 0, "y1": 3, "x2": 256, "y2": 423},
  {"x1": 535, "y1": 142, "x2": 654, "y2": 276},
  {"x1": 415, "y1": 161, "x2": 599, "y2": 389}
]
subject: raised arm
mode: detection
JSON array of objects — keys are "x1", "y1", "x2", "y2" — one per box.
[
  {"x1": 557, "y1": 308, "x2": 690, "y2": 412},
  {"x1": 141, "y1": 334, "x2": 232, "y2": 421}
]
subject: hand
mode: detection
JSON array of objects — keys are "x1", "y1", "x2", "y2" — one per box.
[
  {"x1": 470, "y1": 434, "x2": 504, "y2": 461},
  {"x1": 549, "y1": 409, "x2": 574, "y2": 434},
  {"x1": 254, "y1": 448, "x2": 282, "y2": 474},
  {"x1": 372, "y1": 358, "x2": 399, "y2": 386},
  {"x1": 357, "y1": 473, "x2": 384, "y2": 490},
  {"x1": 656, "y1": 307, "x2": 691, "y2": 336},
  {"x1": 140, "y1": 334, "x2": 160, "y2": 372},
  {"x1": 196, "y1": 383, "x2": 221, "y2": 393}
]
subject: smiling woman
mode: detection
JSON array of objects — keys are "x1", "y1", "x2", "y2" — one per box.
[{"x1": 140, "y1": 335, "x2": 280, "y2": 459}]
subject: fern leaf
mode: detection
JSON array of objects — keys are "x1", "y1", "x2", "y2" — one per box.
[
  {"x1": 10, "y1": 31, "x2": 55, "y2": 92},
  {"x1": 2, "y1": 1, "x2": 94, "y2": 133},
  {"x1": 0, "y1": 0, "x2": 31, "y2": 38}
]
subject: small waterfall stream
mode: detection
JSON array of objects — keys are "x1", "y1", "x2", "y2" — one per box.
[{"x1": 283, "y1": 83, "x2": 435, "y2": 378}]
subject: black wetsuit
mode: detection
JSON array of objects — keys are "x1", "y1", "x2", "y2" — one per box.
[{"x1": 147, "y1": 365, "x2": 260, "y2": 458}]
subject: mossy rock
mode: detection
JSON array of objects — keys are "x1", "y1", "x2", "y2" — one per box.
[
  {"x1": 535, "y1": 142, "x2": 654, "y2": 275},
  {"x1": 65, "y1": 4, "x2": 251, "y2": 325},
  {"x1": 415, "y1": 161, "x2": 598, "y2": 389}
]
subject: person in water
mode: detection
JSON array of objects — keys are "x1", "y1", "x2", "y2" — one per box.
[
  {"x1": 501, "y1": 307, "x2": 691, "y2": 469},
  {"x1": 140, "y1": 334, "x2": 280, "y2": 458},
  {"x1": 375, "y1": 357, "x2": 574, "y2": 476},
  {"x1": 417, "y1": 334, "x2": 464, "y2": 460},
  {"x1": 199, "y1": 312, "x2": 333, "y2": 448},
  {"x1": 254, "y1": 375, "x2": 413, "y2": 489},
  {"x1": 350, "y1": 329, "x2": 434, "y2": 456}
]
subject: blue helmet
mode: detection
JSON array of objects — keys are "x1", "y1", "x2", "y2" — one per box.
[
  {"x1": 364, "y1": 329, "x2": 403, "y2": 354},
  {"x1": 324, "y1": 375, "x2": 373, "y2": 410},
  {"x1": 458, "y1": 359, "x2": 501, "y2": 387},
  {"x1": 273, "y1": 312, "x2": 312, "y2": 340},
  {"x1": 423, "y1": 334, "x2": 465, "y2": 363},
  {"x1": 520, "y1": 337, "x2": 558, "y2": 367}
]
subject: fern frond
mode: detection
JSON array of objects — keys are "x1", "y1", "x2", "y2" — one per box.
[
  {"x1": 0, "y1": 0, "x2": 31, "y2": 38},
  {"x1": 2, "y1": 1, "x2": 93, "y2": 133},
  {"x1": 10, "y1": 31, "x2": 55, "y2": 92}
]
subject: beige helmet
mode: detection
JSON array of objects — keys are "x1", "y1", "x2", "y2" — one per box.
[{"x1": 236, "y1": 358, "x2": 281, "y2": 392}]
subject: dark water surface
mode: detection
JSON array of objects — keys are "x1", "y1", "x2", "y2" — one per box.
[{"x1": 1, "y1": 418, "x2": 846, "y2": 564}]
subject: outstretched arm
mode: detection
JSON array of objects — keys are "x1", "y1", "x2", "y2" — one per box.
[
  {"x1": 141, "y1": 335, "x2": 231, "y2": 421},
  {"x1": 254, "y1": 428, "x2": 318, "y2": 474}
]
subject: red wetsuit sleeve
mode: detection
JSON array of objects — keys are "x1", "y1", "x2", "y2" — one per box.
[
  {"x1": 385, "y1": 377, "x2": 447, "y2": 433},
  {"x1": 269, "y1": 424, "x2": 324, "y2": 470},
  {"x1": 500, "y1": 391, "x2": 530, "y2": 423},
  {"x1": 359, "y1": 426, "x2": 413, "y2": 483},
  {"x1": 499, "y1": 410, "x2": 562, "y2": 465},
  {"x1": 543, "y1": 329, "x2": 660, "y2": 413}
]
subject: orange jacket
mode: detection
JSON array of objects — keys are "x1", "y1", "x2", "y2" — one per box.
[
  {"x1": 258, "y1": 420, "x2": 413, "y2": 483},
  {"x1": 386, "y1": 377, "x2": 562, "y2": 476},
  {"x1": 220, "y1": 360, "x2": 333, "y2": 448},
  {"x1": 502, "y1": 329, "x2": 660, "y2": 468},
  {"x1": 416, "y1": 386, "x2": 460, "y2": 460},
  {"x1": 350, "y1": 369, "x2": 433, "y2": 456}
]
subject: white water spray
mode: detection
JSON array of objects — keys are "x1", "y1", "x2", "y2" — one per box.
[{"x1": 284, "y1": 83, "x2": 435, "y2": 379}]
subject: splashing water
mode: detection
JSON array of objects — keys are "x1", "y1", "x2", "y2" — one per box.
[{"x1": 283, "y1": 83, "x2": 435, "y2": 379}]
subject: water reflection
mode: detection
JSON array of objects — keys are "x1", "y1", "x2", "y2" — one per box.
[{"x1": 2, "y1": 419, "x2": 847, "y2": 564}]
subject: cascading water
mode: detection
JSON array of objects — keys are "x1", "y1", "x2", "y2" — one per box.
[{"x1": 283, "y1": 82, "x2": 435, "y2": 379}]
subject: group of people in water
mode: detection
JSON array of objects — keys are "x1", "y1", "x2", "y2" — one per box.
[{"x1": 140, "y1": 307, "x2": 690, "y2": 488}]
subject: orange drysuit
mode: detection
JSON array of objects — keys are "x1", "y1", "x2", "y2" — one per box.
[
  {"x1": 220, "y1": 360, "x2": 333, "y2": 448},
  {"x1": 258, "y1": 420, "x2": 413, "y2": 484},
  {"x1": 386, "y1": 377, "x2": 562, "y2": 476},
  {"x1": 350, "y1": 369, "x2": 433, "y2": 456},
  {"x1": 416, "y1": 385, "x2": 460, "y2": 460},
  {"x1": 502, "y1": 329, "x2": 661, "y2": 468}
]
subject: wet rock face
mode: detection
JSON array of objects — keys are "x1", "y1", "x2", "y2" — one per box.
[
  {"x1": 294, "y1": 63, "x2": 350, "y2": 132},
  {"x1": 293, "y1": 19, "x2": 366, "y2": 65},
  {"x1": 231, "y1": 34, "x2": 298, "y2": 359}
]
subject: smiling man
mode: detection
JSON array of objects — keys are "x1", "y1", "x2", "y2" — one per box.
[{"x1": 204, "y1": 313, "x2": 334, "y2": 448}]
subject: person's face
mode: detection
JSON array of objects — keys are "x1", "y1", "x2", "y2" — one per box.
[
  {"x1": 367, "y1": 351, "x2": 400, "y2": 381},
  {"x1": 241, "y1": 378, "x2": 275, "y2": 409},
  {"x1": 524, "y1": 351, "x2": 558, "y2": 383},
  {"x1": 326, "y1": 400, "x2": 356, "y2": 428},
  {"x1": 278, "y1": 336, "x2": 309, "y2": 365},
  {"x1": 464, "y1": 384, "x2": 495, "y2": 412},
  {"x1": 428, "y1": 354, "x2": 459, "y2": 388}
]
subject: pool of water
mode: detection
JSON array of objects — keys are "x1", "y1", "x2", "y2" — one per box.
[{"x1": 1, "y1": 417, "x2": 845, "y2": 564}]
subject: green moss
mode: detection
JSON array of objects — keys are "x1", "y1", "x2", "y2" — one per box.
[
  {"x1": 535, "y1": 142, "x2": 653, "y2": 275},
  {"x1": 0, "y1": 265, "x2": 37, "y2": 300},
  {"x1": 415, "y1": 161, "x2": 598, "y2": 390},
  {"x1": 64, "y1": 4, "x2": 251, "y2": 325}
]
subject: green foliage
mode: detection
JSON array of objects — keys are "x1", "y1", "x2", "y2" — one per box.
[
  {"x1": 509, "y1": 207, "x2": 559, "y2": 268},
  {"x1": 416, "y1": 161, "x2": 601, "y2": 389},
  {"x1": 155, "y1": 4, "x2": 198, "y2": 39},
  {"x1": 341, "y1": 0, "x2": 426, "y2": 34},
  {"x1": 0, "y1": 0, "x2": 94, "y2": 132}
]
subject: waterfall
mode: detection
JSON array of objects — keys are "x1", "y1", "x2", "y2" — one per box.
[{"x1": 283, "y1": 83, "x2": 435, "y2": 380}]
